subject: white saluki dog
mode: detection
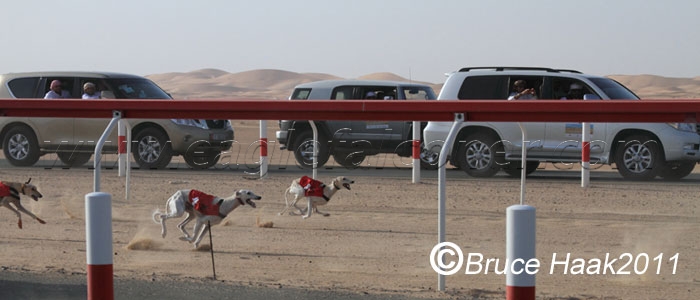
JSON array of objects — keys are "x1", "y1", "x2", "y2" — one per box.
[
  {"x1": 0, "y1": 178, "x2": 45, "y2": 229},
  {"x1": 279, "y1": 176, "x2": 354, "y2": 219},
  {"x1": 153, "y1": 189, "x2": 261, "y2": 248}
]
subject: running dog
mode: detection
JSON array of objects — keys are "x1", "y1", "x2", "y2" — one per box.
[
  {"x1": 0, "y1": 178, "x2": 45, "y2": 229},
  {"x1": 279, "y1": 176, "x2": 354, "y2": 219},
  {"x1": 153, "y1": 189, "x2": 261, "y2": 248}
]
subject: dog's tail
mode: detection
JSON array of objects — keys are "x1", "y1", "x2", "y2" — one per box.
[{"x1": 152, "y1": 209, "x2": 163, "y2": 224}]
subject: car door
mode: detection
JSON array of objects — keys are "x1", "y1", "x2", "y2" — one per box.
[
  {"x1": 542, "y1": 77, "x2": 607, "y2": 161},
  {"x1": 73, "y1": 77, "x2": 116, "y2": 152},
  {"x1": 34, "y1": 77, "x2": 76, "y2": 149},
  {"x1": 349, "y1": 85, "x2": 405, "y2": 155}
]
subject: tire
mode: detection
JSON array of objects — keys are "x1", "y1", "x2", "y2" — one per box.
[
  {"x1": 132, "y1": 127, "x2": 173, "y2": 169},
  {"x1": 333, "y1": 152, "x2": 365, "y2": 169},
  {"x1": 57, "y1": 152, "x2": 92, "y2": 167},
  {"x1": 456, "y1": 132, "x2": 504, "y2": 178},
  {"x1": 293, "y1": 131, "x2": 329, "y2": 169},
  {"x1": 502, "y1": 161, "x2": 540, "y2": 177},
  {"x1": 2, "y1": 125, "x2": 40, "y2": 167},
  {"x1": 419, "y1": 142, "x2": 441, "y2": 170},
  {"x1": 658, "y1": 161, "x2": 696, "y2": 181},
  {"x1": 613, "y1": 135, "x2": 662, "y2": 181}
]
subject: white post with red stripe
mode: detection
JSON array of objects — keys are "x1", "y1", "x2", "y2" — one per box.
[
  {"x1": 506, "y1": 204, "x2": 536, "y2": 300},
  {"x1": 85, "y1": 192, "x2": 114, "y2": 300},
  {"x1": 260, "y1": 120, "x2": 268, "y2": 178},
  {"x1": 117, "y1": 120, "x2": 127, "y2": 177},
  {"x1": 581, "y1": 122, "x2": 590, "y2": 188},
  {"x1": 412, "y1": 121, "x2": 420, "y2": 183}
]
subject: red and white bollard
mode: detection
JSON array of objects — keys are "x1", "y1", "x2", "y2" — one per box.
[
  {"x1": 117, "y1": 120, "x2": 127, "y2": 177},
  {"x1": 581, "y1": 122, "x2": 590, "y2": 188},
  {"x1": 412, "y1": 121, "x2": 420, "y2": 183},
  {"x1": 506, "y1": 205, "x2": 536, "y2": 300},
  {"x1": 85, "y1": 192, "x2": 113, "y2": 300},
  {"x1": 260, "y1": 120, "x2": 268, "y2": 178}
]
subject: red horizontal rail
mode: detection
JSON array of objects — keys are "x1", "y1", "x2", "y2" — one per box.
[{"x1": 0, "y1": 99, "x2": 699, "y2": 123}]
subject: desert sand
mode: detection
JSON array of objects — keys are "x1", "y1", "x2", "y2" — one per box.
[{"x1": 0, "y1": 121, "x2": 698, "y2": 299}]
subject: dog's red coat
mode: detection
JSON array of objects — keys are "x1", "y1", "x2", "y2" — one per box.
[
  {"x1": 188, "y1": 190, "x2": 221, "y2": 216},
  {"x1": 0, "y1": 182, "x2": 12, "y2": 198},
  {"x1": 299, "y1": 176, "x2": 325, "y2": 198}
]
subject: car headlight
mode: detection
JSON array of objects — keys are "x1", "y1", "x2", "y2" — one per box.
[
  {"x1": 667, "y1": 123, "x2": 697, "y2": 133},
  {"x1": 171, "y1": 119, "x2": 208, "y2": 129}
]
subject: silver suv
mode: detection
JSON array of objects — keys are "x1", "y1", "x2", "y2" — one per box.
[
  {"x1": 0, "y1": 71, "x2": 234, "y2": 169},
  {"x1": 276, "y1": 80, "x2": 437, "y2": 168},
  {"x1": 423, "y1": 67, "x2": 700, "y2": 180}
]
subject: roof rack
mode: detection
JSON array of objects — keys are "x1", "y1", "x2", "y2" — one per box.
[{"x1": 458, "y1": 67, "x2": 582, "y2": 74}]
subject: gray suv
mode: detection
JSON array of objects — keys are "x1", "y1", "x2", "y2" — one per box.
[
  {"x1": 0, "y1": 72, "x2": 234, "y2": 169},
  {"x1": 276, "y1": 80, "x2": 437, "y2": 168},
  {"x1": 423, "y1": 67, "x2": 700, "y2": 180}
]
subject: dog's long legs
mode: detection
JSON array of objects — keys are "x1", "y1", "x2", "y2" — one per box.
[
  {"x1": 13, "y1": 202, "x2": 46, "y2": 225},
  {"x1": 313, "y1": 207, "x2": 330, "y2": 217},
  {"x1": 192, "y1": 222, "x2": 210, "y2": 248},
  {"x1": 176, "y1": 212, "x2": 195, "y2": 240},
  {"x1": 278, "y1": 188, "x2": 293, "y2": 216},
  {"x1": 2, "y1": 203, "x2": 23, "y2": 229},
  {"x1": 302, "y1": 197, "x2": 313, "y2": 219}
]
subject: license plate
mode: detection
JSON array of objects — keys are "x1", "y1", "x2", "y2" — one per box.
[{"x1": 210, "y1": 133, "x2": 228, "y2": 141}]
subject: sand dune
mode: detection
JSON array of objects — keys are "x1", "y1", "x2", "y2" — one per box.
[{"x1": 147, "y1": 69, "x2": 700, "y2": 100}]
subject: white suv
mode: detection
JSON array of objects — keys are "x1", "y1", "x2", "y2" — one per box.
[{"x1": 423, "y1": 67, "x2": 700, "y2": 180}]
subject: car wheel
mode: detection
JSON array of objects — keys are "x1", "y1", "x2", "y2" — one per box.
[
  {"x1": 658, "y1": 161, "x2": 695, "y2": 181},
  {"x1": 57, "y1": 152, "x2": 92, "y2": 167},
  {"x1": 333, "y1": 152, "x2": 365, "y2": 169},
  {"x1": 419, "y1": 142, "x2": 441, "y2": 170},
  {"x1": 132, "y1": 127, "x2": 173, "y2": 169},
  {"x1": 293, "y1": 131, "x2": 329, "y2": 169},
  {"x1": 613, "y1": 135, "x2": 661, "y2": 181},
  {"x1": 456, "y1": 132, "x2": 503, "y2": 178},
  {"x1": 502, "y1": 161, "x2": 540, "y2": 177},
  {"x1": 2, "y1": 125, "x2": 40, "y2": 167}
]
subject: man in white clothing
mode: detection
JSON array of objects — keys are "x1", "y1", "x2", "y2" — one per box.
[
  {"x1": 44, "y1": 80, "x2": 71, "y2": 99},
  {"x1": 508, "y1": 80, "x2": 537, "y2": 100},
  {"x1": 81, "y1": 82, "x2": 101, "y2": 99}
]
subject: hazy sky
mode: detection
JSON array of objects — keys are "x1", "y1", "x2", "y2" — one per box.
[{"x1": 2, "y1": 0, "x2": 699, "y2": 83}]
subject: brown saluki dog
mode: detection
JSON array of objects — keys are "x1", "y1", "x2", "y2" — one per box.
[{"x1": 0, "y1": 178, "x2": 45, "y2": 229}]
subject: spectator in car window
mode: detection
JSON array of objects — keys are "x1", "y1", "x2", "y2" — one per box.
[
  {"x1": 365, "y1": 91, "x2": 378, "y2": 99},
  {"x1": 82, "y1": 82, "x2": 101, "y2": 99},
  {"x1": 44, "y1": 80, "x2": 71, "y2": 99},
  {"x1": 561, "y1": 83, "x2": 585, "y2": 100},
  {"x1": 508, "y1": 80, "x2": 537, "y2": 100}
]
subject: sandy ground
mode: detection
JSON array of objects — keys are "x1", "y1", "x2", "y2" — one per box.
[{"x1": 0, "y1": 121, "x2": 698, "y2": 299}]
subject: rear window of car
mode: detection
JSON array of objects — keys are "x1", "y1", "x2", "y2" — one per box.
[
  {"x1": 291, "y1": 88, "x2": 311, "y2": 100},
  {"x1": 458, "y1": 76, "x2": 509, "y2": 100},
  {"x1": 402, "y1": 87, "x2": 436, "y2": 100},
  {"x1": 8, "y1": 77, "x2": 39, "y2": 98}
]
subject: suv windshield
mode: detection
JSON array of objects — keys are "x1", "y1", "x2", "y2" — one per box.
[
  {"x1": 105, "y1": 78, "x2": 171, "y2": 99},
  {"x1": 588, "y1": 77, "x2": 639, "y2": 100}
]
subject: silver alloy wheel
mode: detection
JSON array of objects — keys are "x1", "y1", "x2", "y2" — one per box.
[
  {"x1": 137, "y1": 135, "x2": 162, "y2": 163},
  {"x1": 465, "y1": 140, "x2": 493, "y2": 170},
  {"x1": 621, "y1": 143, "x2": 653, "y2": 173},
  {"x1": 8, "y1": 133, "x2": 30, "y2": 161}
]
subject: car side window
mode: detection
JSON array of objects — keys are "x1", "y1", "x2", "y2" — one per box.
[
  {"x1": 458, "y1": 76, "x2": 509, "y2": 99},
  {"x1": 331, "y1": 86, "x2": 354, "y2": 100},
  {"x1": 7, "y1": 77, "x2": 40, "y2": 98}
]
